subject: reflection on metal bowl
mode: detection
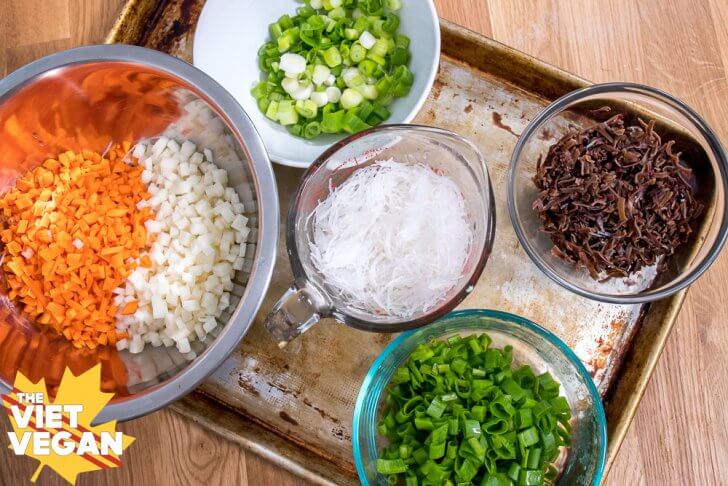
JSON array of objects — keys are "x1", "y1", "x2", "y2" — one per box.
[{"x1": 0, "y1": 45, "x2": 278, "y2": 422}]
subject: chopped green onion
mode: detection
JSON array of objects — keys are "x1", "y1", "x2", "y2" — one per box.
[
  {"x1": 516, "y1": 408, "x2": 534, "y2": 430},
  {"x1": 508, "y1": 462, "x2": 522, "y2": 481},
  {"x1": 518, "y1": 469, "x2": 544, "y2": 486},
  {"x1": 412, "y1": 447, "x2": 428, "y2": 466},
  {"x1": 541, "y1": 430, "x2": 557, "y2": 454},
  {"x1": 350, "y1": 42, "x2": 367, "y2": 62},
  {"x1": 462, "y1": 418, "x2": 481, "y2": 439},
  {"x1": 343, "y1": 67, "x2": 365, "y2": 87},
  {"x1": 527, "y1": 447, "x2": 542, "y2": 470},
  {"x1": 265, "y1": 100, "x2": 279, "y2": 121},
  {"x1": 533, "y1": 400, "x2": 552, "y2": 419},
  {"x1": 398, "y1": 444, "x2": 412, "y2": 460},
  {"x1": 502, "y1": 378, "x2": 526, "y2": 403},
  {"x1": 471, "y1": 405, "x2": 486, "y2": 422},
  {"x1": 366, "y1": 51, "x2": 387, "y2": 66},
  {"x1": 410, "y1": 344, "x2": 434, "y2": 362},
  {"x1": 430, "y1": 424, "x2": 448, "y2": 443},
  {"x1": 550, "y1": 396, "x2": 571, "y2": 415},
  {"x1": 354, "y1": 16, "x2": 370, "y2": 32},
  {"x1": 428, "y1": 441, "x2": 446, "y2": 460},
  {"x1": 456, "y1": 458, "x2": 478, "y2": 483},
  {"x1": 276, "y1": 100, "x2": 298, "y2": 125},
  {"x1": 279, "y1": 14, "x2": 294, "y2": 30},
  {"x1": 385, "y1": 0, "x2": 402, "y2": 10},
  {"x1": 382, "y1": 13, "x2": 400, "y2": 33},
  {"x1": 518, "y1": 427, "x2": 540, "y2": 448},
  {"x1": 302, "y1": 121, "x2": 321, "y2": 139},
  {"x1": 269, "y1": 22, "x2": 284, "y2": 39},
  {"x1": 355, "y1": 84, "x2": 379, "y2": 100},
  {"x1": 376, "y1": 458, "x2": 408, "y2": 475},
  {"x1": 358, "y1": 0, "x2": 384, "y2": 15},
  {"x1": 395, "y1": 33, "x2": 409, "y2": 49},
  {"x1": 370, "y1": 38, "x2": 390, "y2": 57},
  {"x1": 295, "y1": 99, "x2": 318, "y2": 119},
  {"x1": 342, "y1": 111, "x2": 370, "y2": 133},
  {"x1": 341, "y1": 88, "x2": 364, "y2": 109},
  {"x1": 426, "y1": 397, "x2": 446, "y2": 418},
  {"x1": 393, "y1": 367, "x2": 410, "y2": 384},
  {"x1": 321, "y1": 109, "x2": 345, "y2": 133},
  {"x1": 451, "y1": 357, "x2": 468, "y2": 376},
  {"x1": 467, "y1": 436, "x2": 485, "y2": 459},
  {"x1": 254, "y1": 0, "x2": 411, "y2": 138},
  {"x1": 323, "y1": 46, "x2": 343, "y2": 67},
  {"x1": 414, "y1": 417, "x2": 433, "y2": 431},
  {"x1": 344, "y1": 28, "x2": 360, "y2": 40},
  {"x1": 482, "y1": 473, "x2": 512, "y2": 486},
  {"x1": 375, "y1": 333, "x2": 571, "y2": 485}
]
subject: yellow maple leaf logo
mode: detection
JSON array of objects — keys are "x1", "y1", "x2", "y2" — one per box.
[{"x1": 2, "y1": 364, "x2": 135, "y2": 484}]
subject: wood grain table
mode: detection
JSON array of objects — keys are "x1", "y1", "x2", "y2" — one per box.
[{"x1": 2, "y1": 1, "x2": 728, "y2": 485}]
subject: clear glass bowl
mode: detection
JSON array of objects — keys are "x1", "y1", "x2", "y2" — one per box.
[
  {"x1": 266, "y1": 125, "x2": 496, "y2": 344},
  {"x1": 352, "y1": 309, "x2": 607, "y2": 486},
  {"x1": 508, "y1": 82, "x2": 728, "y2": 303}
]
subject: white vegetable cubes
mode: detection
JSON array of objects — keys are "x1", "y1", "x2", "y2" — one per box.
[{"x1": 114, "y1": 137, "x2": 249, "y2": 357}]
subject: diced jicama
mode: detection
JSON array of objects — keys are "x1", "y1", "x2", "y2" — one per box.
[{"x1": 114, "y1": 138, "x2": 250, "y2": 357}]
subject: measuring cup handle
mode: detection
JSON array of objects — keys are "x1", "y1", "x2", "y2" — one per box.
[{"x1": 264, "y1": 281, "x2": 331, "y2": 348}]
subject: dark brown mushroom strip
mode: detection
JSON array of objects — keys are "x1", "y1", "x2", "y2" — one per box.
[{"x1": 533, "y1": 113, "x2": 703, "y2": 279}]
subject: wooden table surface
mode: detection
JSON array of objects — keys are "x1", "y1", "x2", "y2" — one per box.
[{"x1": 2, "y1": 0, "x2": 728, "y2": 484}]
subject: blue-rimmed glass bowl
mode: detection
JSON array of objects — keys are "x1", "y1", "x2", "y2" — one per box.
[{"x1": 352, "y1": 309, "x2": 607, "y2": 485}]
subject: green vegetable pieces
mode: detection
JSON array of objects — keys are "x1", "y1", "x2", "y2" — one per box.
[
  {"x1": 252, "y1": 0, "x2": 414, "y2": 139},
  {"x1": 375, "y1": 333, "x2": 572, "y2": 485}
]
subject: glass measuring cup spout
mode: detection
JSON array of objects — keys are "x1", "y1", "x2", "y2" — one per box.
[
  {"x1": 265, "y1": 280, "x2": 332, "y2": 348},
  {"x1": 264, "y1": 125, "x2": 496, "y2": 347}
]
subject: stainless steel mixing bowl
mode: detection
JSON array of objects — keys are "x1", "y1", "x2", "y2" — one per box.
[{"x1": 0, "y1": 45, "x2": 278, "y2": 422}]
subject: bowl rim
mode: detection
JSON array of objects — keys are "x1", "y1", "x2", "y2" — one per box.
[
  {"x1": 351, "y1": 308, "x2": 608, "y2": 486},
  {"x1": 0, "y1": 44, "x2": 279, "y2": 423},
  {"x1": 287, "y1": 124, "x2": 497, "y2": 333},
  {"x1": 193, "y1": 0, "x2": 442, "y2": 168},
  {"x1": 506, "y1": 81, "x2": 728, "y2": 304}
]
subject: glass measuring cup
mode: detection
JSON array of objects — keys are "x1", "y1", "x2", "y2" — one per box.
[{"x1": 265, "y1": 125, "x2": 496, "y2": 346}]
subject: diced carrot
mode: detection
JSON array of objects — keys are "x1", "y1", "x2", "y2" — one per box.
[
  {"x1": 107, "y1": 208, "x2": 128, "y2": 217},
  {"x1": 0, "y1": 143, "x2": 153, "y2": 349},
  {"x1": 6, "y1": 241, "x2": 21, "y2": 255},
  {"x1": 67, "y1": 254, "x2": 82, "y2": 268},
  {"x1": 36, "y1": 230, "x2": 52, "y2": 243},
  {"x1": 100, "y1": 246, "x2": 123, "y2": 256},
  {"x1": 16, "y1": 179, "x2": 33, "y2": 192},
  {"x1": 15, "y1": 196, "x2": 32, "y2": 210},
  {"x1": 121, "y1": 300, "x2": 138, "y2": 315},
  {"x1": 140, "y1": 254, "x2": 152, "y2": 268},
  {"x1": 46, "y1": 302, "x2": 65, "y2": 323}
]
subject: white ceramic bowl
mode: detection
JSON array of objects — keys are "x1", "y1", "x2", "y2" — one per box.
[{"x1": 193, "y1": 0, "x2": 441, "y2": 168}]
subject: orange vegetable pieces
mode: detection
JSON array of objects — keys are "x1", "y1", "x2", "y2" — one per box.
[
  {"x1": 0, "y1": 144, "x2": 153, "y2": 349},
  {"x1": 121, "y1": 300, "x2": 138, "y2": 316}
]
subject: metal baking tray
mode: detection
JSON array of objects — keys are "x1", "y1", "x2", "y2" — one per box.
[{"x1": 106, "y1": 1, "x2": 690, "y2": 483}]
